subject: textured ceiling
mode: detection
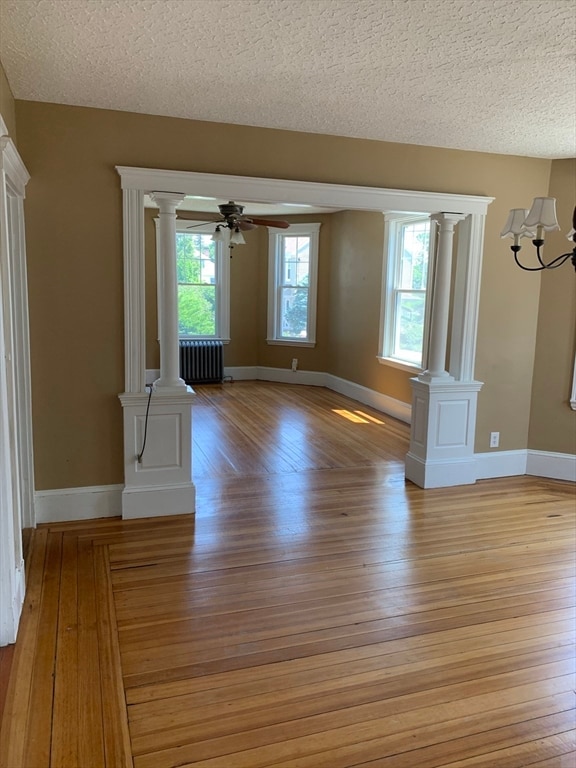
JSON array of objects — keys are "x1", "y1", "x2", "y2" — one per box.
[{"x1": 1, "y1": 0, "x2": 575, "y2": 158}]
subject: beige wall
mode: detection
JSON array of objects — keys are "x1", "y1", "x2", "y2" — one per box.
[
  {"x1": 528, "y1": 158, "x2": 576, "y2": 454},
  {"x1": 14, "y1": 100, "x2": 558, "y2": 490},
  {"x1": 328, "y1": 210, "x2": 412, "y2": 403},
  {"x1": 0, "y1": 60, "x2": 17, "y2": 141}
]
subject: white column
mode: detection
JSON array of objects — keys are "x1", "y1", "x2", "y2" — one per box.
[
  {"x1": 150, "y1": 192, "x2": 186, "y2": 391},
  {"x1": 421, "y1": 213, "x2": 466, "y2": 381}
]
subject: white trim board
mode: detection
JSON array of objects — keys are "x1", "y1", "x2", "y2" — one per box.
[
  {"x1": 476, "y1": 449, "x2": 576, "y2": 483},
  {"x1": 526, "y1": 450, "x2": 576, "y2": 483},
  {"x1": 475, "y1": 450, "x2": 528, "y2": 480},
  {"x1": 35, "y1": 485, "x2": 123, "y2": 524}
]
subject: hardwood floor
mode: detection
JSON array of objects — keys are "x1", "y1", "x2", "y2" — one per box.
[{"x1": 1, "y1": 383, "x2": 575, "y2": 767}]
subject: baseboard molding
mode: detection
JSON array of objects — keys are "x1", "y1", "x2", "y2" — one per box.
[
  {"x1": 325, "y1": 374, "x2": 412, "y2": 424},
  {"x1": 223, "y1": 366, "x2": 258, "y2": 381},
  {"x1": 121, "y1": 482, "x2": 195, "y2": 519},
  {"x1": 1, "y1": 560, "x2": 25, "y2": 645},
  {"x1": 526, "y1": 450, "x2": 576, "y2": 482},
  {"x1": 405, "y1": 453, "x2": 477, "y2": 488},
  {"x1": 475, "y1": 449, "x2": 576, "y2": 483},
  {"x1": 475, "y1": 450, "x2": 528, "y2": 480},
  {"x1": 34, "y1": 484, "x2": 123, "y2": 523},
  {"x1": 257, "y1": 366, "x2": 326, "y2": 387}
]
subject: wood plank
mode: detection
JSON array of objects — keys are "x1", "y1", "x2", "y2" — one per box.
[
  {"x1": 22, "y1": 531, "x2": 63, "y2": 768},
  {"x1": 77, "y1": 538, "x2": 106, "y2": 768},
  {"x1": 132, "y1": 685, "x2": 575, "y2": 768},
  {"x1": 2, "y1": 384, "x2": 575, "y2": 767},
  {"x1": 93, "y1": 546, "x2": 133, "y2": 768},
  {"x1": 51, "y1": 532, "x2": 80, "y2": 766}
]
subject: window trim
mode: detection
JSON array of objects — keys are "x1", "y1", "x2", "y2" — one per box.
[
  {"x1": 378, "y1": 213, "x2": 436, "y2": 371},
  {"x1": 155, "y1": 218, "x2": 230, "y2": 343},
  {"x1": 267, "y1": 222, "x2": 321, "y2": 346}
]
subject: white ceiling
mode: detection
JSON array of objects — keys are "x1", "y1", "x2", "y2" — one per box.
[
  {"x1": 144, "y1": 194, "x2": 340, "y2": 216},
  {"x1": 1, "y1": 0, "x2": 575, "y2": 159}
]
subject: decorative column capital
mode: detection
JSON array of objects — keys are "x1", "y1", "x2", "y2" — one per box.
[
  {"x1": 430, "y1": 212, "x2": 467, "y2": 228},
  {"x1": 149, "y1": 191, "x2": 186, "y2": 214}
]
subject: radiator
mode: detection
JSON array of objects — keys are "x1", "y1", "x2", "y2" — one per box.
[{"x1": 179, "y1": 340, "x2": 224, "y2": 384}]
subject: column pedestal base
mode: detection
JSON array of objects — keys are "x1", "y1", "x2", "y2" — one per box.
[
  {"x1": 405, "y1": 378, "x2": 483, "y2": 489},
  {"x1": 119, "y1": 389, "x2": 196, "y2": 519}
]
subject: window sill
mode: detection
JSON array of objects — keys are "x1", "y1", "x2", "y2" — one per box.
[
  {"x1": 267, "y1": 339, "x2": 316, "y2": 348},
  {"x1": 377, "y1": 356, "x2": 422, "y2": 374}
]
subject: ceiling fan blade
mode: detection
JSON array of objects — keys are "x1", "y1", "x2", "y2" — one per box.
[
  {"x1": 179, "y1": 220, "x2": 221, "y2": 230},
  {"x1": 176, "y1": 212, "x2": 221, "y2": 222},
  {"x1": 249, "y1": 217, "x2": 290, "y2": 229},
  {"x1": 237, "y1": 221, "x2": 258, "y2": 231}
]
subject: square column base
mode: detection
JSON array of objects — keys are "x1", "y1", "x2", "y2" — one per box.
[
  {"x1": 122, "y1": 483, "x2": 195, "y2": 519},
  {"x1": 119, "y1": 389, "x2": 196, "y2": 519},
  {"x1": 405, "y1": 378, "x2": 483, "y2": 489}
]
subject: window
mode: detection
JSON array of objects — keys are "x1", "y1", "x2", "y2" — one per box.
[
  {"x1": 267, "y1": 223, "x2": 320, "y2": 346},
  {"x1": 156, "y1": 220, "x2": 230, "y2": 341},
  {"x1": 379, "y1": 216, "x2": 435, "y2": 369}
]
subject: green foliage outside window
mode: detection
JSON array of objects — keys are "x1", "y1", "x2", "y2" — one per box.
[
  {"x1": 282, "y1": 277, "x2": 309, "y2": 338},
  {"x1": 176, "y1": 232, "x2": 216, "y2": 336}
]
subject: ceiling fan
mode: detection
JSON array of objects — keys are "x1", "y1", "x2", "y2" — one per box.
[{"x1": 176, "y1": 201, "x2": 290, "y2": 248}]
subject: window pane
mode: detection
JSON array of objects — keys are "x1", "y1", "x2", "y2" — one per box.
[
  {"x1": 394, "y1": 291, "x2": 425, "y2": 364},
  {"x1": 282, "y1": 236, "x2": 310, "y2": 287},
  {"x1": 176, "y1": 233, "x2": 215, "y2": 285},
  {"x1": 178, "y1": 284, "x2": 216, "y2": 336},
  {"x1": 176, "y1": 231, "x2": 217, "y2": 336},
  {"x1": 280, "y1": 287, "x2": 308, "y2": 338},
  {"x1": 399, "y1": 221, "x2": 430, "y2": 290}
]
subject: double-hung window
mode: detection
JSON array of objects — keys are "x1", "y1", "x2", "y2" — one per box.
[
  {"x1": 267, "y1": 223, "x2": 320, "y2": 346},
  {"x1": 379, "y1": 215, "x2": 435, "y2": 370},
  {"x1": 157, "y1": 220, "x2": 230, "y2": 341}
]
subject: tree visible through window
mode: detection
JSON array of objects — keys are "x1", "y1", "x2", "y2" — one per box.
[
  {"x1": 176, "y1": 231, "x2": 217, "y2": 337},
  {"x1": 280, "y1": 235, "x2": 310, "y2": 338}
]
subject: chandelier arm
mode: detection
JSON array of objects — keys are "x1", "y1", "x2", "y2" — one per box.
[
  {"x1": 513, "y1": 251, "x2": 545, "y2": 271},
  {"x1": 533, "y1": 240, "x2": 547, "y2": 268},
  {"x1": 541, "y1": 250, "x2": 576, "y2": 270}
]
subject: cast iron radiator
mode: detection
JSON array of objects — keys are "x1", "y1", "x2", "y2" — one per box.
[{"x1": 179, "y1": 340, "x2": 224, "y2": 385}]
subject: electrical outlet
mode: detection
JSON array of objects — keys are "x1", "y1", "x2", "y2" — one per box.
[
  {"x1": 490, "y1": 431, "x2": 500, "y2": 448},
  {"x1": 291, "y1": 358, "x2": 298, "y2": 372}
]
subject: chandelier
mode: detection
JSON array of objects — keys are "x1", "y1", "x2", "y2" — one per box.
[{"x1": 501, "y1": 197, "x2": 576, "y2": 271}]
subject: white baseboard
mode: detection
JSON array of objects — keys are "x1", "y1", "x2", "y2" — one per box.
[
  {"x1": 405, "y1": 453, "x2": 477, "y2": 488},
  {"x1": 34, "y1": 484, "x2": 123, "y2": 523},
  {"x1": 526, "y1": 450, "x2": 576, "y2": 482},
  {"x1": 257, "y1": 366, "x2": 326, "y2": 386},
  {"x1": 223, "y1": 366, "x2": 258, "y2": 381},
  {"x1": 1, "y1": 560, "x2": 25, "y2": 646},
  {"x1": 475, "y1": 450, "x2": 528, "y2": 479},
  {"x1": 325, "y1": 374, "x2": 412, "y2": 424},
  {"x1": 121, "y1": 482, "x2": 195, "y2": 519}
]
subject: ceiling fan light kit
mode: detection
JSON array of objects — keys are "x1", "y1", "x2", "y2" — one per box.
[{"x1": 178, "y1": 200, "x2": 290, "y2": 250}]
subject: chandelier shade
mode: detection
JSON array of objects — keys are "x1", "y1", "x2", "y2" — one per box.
[
  {"x1": 500, "y1": 209, "x2": 535, "y2": 241},
  {"x1": 522, "y1": 197, "x2": 561, "y2": 232},
  {"x1": 501, "y1": 198, "x2": 576, "y2": 272}
]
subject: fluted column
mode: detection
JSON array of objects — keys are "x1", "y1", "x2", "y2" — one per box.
[
  {"x1": 421, "y1": 213, "x2": 466, "y2": 380},
  {"x1": 150, "y1": 192, "x2": 186, "y2": 391}
]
